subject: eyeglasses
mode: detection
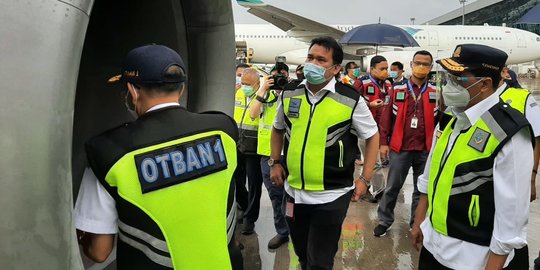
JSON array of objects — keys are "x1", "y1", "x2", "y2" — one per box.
[
  {"x1": 440, "y1": 72, "x2": 486, "y2": 86},
  {"x1": 412, "y1": 61, "x2": 433, "y2": 67}
]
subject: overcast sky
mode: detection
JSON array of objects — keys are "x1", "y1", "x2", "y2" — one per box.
[{"x1": 232, "y1": 0, "x2": 475, "y2": 25}]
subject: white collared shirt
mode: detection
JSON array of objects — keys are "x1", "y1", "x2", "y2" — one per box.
[
  {"x1": 417, "y1": 90, "x2": 533, "y2": 269},
  {"x1": 273, "y1": 78, "x2": 378, "y2": 204},
  {"x1": 74, "y1": 103, "x2": 180, "y2": 234}
]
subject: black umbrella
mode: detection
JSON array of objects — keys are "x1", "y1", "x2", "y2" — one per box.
[{"x1": 339, "y1": 23, "x2": 420, "y2": 53}]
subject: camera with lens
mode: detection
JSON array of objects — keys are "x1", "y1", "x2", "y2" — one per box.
[{"x1": 271, "y1": 56, "x2": 289, "y2": 90}]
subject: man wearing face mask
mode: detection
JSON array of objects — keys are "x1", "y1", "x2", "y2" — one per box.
[
  {"x1": 390, "y1": 61, "x2": 405, "y2": 83},
  {"x1": 374, "y1": 51, "x2": 438, "y2": 237},
  {"x1": 234, "y1": 68, "x2": 265, "y2": 235},
  {"x1": 236, "y1": 63, "x2": 251, "y2": 91},
  {"x1": 74, "y1": 45, "x2": 243, "y2": 269},
  {"x1": 270, "y1": 36, "x2": 380, "y2": 270},
  {"x1": 411, "y1": 44, "x2": 534, "y2": 270},
  {"x1": 353, "y1": 55, "x2": 393, "y2": 122},
  {"x1": 342, "y1": 61, "x2": 360, "y2": 86}
]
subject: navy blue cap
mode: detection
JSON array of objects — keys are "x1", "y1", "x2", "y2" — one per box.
[
  {"x1": 437, "y1": 44, "x2": 508, "y2": 75},
  {"x1": 108, "y1": 44, "x2": 186, "y2": 84}
]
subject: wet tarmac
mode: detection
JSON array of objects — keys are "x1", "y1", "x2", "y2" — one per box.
[{"x1": 238, "y1": 78, "x2": 540, "y2": 270}]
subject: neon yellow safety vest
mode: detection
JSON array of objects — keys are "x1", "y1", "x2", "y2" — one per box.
[
  {"x1": 500, "y1": 87, "x2": 530, "y2": 114},
  {"x1": 427, "y1": 101, "x2": 531, "y2": 246},
  {"x1": 257, "y1": 90, "x2": 279, "y2": 156},
  {"x1": 85, "y1": 108, "x2": 238, "y2": 269},
  {"x1": 234, "y1": 89, "x2": 260, "y2": 154},
  {"x1": 282, "y1": 82, "x2": 360, "y2": 191}
]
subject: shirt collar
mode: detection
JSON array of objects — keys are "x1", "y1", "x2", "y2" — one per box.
[
  {"x1": 146, "y1": 102, "x2": 180, "y2": 113},
  {"x1": 462, "y1": 90, "x2": 500, "y2": 126},
  {"x1": 494, "y1": 82, "x2": 507, "y2": 96},
  {"x1": 303, "y1": 77, "x2": 337, "y2": 95}
]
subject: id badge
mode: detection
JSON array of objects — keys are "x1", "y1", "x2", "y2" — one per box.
[
  {"x1": 286, "y1": 201, "x2": 294, "y2": 218},
  {"x1": 384, "y1": 95, "x2": 390, "y2": 105},
  {"x1": 411, "y1": 116, "x2": 418, "y2": 129}
]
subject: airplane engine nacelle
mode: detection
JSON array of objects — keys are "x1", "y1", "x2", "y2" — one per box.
[{"x1": 0, "y1": 0, "x2": 235, "y2": 269}]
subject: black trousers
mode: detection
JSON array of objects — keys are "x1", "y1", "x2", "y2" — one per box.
[
  {"x1": 284, "y1": 190, "x2": 352, "y2": 270},
  {"x1": 419, "y1": 245, "x2": 529, "y2": 270},
  {"x1": 234, "y1": 151, "x2": 249, "y2": 212},
  {"x1": 239, "y1": 153, "x2": 263, "y2": 224}
]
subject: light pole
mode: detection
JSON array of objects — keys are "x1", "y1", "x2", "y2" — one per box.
[
  {"x1": 459, "y1": 0, "x2": 467, "y2": 25},
  {"x1": 410, "y1": 17, "x2": 416, "y2": 25}
]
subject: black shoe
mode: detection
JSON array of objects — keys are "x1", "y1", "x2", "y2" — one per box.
[
  {"x1": 267, "y1": 234, "x2": 289, "y2": 249},
  {"x1": 361, "y1": 190, "x2": 378, "y2": 203},
  {"x1": 373, "y1": 224, "x2": 390, "y2": 237},
  {"x1": 241, "y1": 222, "x2": 255, "y2": 235}
]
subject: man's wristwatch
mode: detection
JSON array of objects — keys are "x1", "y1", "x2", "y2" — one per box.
[{"x1": 268, "y1": 158, "x2": 281, "y2": 167}]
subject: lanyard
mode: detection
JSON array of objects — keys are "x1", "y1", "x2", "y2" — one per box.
[
  {"x1": 407, "y1": 80, "x2": 428, "y2": 116},
  {"x1": 369, "y1": 74, "x2": 383, "y2": 90}
]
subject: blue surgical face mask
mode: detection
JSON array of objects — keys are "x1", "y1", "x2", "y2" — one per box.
[
  {"x1": 242, "y1": 85, "x2": 254, "y2": 96},
  {"x1": 304, "y1": 63, "x2": 333, "y2": 85},
  {"x1": 389, "y1": 71, "x2": 399, "y2": 79},
  {"x1": 236, "y1": 76, "x2": 242, "y2": 84},
  {"x1": 352, "y1": 68, "x2": 360, "y2": 77}
]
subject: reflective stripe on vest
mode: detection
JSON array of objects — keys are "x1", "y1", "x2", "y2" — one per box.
[
  {"x1": 389, "y1": 82, "x2": 438, "y2": 153},
  {"x1": 105, "y1": 130, "x2": 236, "y2": 269},
  {"x1": 427, "y1": 103, "x2": 526, "y2": 246},
  {"x1": 257, "y1": 90, "x2": 279, "y2": 156},
  {"x1": 500, "y1": 87, "x2": 530, "y2": 114},
  {"x1": 234, "y1": 89, "x2": 260, "y2": 153},
  {"x1": 283, "y1": 85, "x2": 358, "y2": 191}
]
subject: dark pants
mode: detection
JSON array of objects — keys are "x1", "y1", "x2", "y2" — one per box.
[
  {"x1": 260, "y1": 156, "x2": 289, "y2": 236},
  {"x1": 284, "y1": 191, "x2": 352, "y2": 270},
  {"x1": 419, "y1": 245, "x2": 529, "y2": 270},
  {"x1": 234, "y1": 151, "x2": 249, "y2": 212},
  {"x1": 241, "y1": 153, "x2": 263, "y2": 224},
  {"x1": 377, "y1": 150, "x2": 427, "y2": 227}
]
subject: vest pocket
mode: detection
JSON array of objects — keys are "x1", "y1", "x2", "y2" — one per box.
[
  {"x1": 338, "y1": 140, "x2": 344, "y2": 168},
  {"x1": 468, "y1": 195, "x2": 480, "y2": 227}
]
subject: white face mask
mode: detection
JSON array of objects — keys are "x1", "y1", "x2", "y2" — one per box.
[{"x1": 442, "y1": 76, "x2": 485, "y2": 108}]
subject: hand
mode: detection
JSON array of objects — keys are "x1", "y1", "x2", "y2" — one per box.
[
  {"x1": 270, "y1": 164, "x2": 286, "y2": 187},
  {"x1": 369, "y1": 99, "x2": 384, "y2": 109},
  {"x1": 259, "y1": 77, "x2": 274, "y2": 93},
  {"x1": 410, "y1": 222, "x2": 423, "y2": 251},
  {"x1": 379, "y1": 145, "x2": 389, "y2": 162},
  {"x1": 531, "y1": 180, "x2": 537, "y2": 202},
  {"x1": 351, "y1": 179, "x2": 369, "y2": 202},
  {"x1": 235, "y1": 83, "x2": 242, "y2": 91}
]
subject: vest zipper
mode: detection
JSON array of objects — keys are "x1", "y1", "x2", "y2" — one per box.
[
  {"x1": 429, "y1": 132, "x2": 462, "y2": 223},
  {"x1": 300, "y1": 105, "x2": 316, "y2": 189},
  {"x1": 468, "y1": 195, "x2": 480, "y2": 227},
  {"x1": 338, "y1": 140, "x2": 344, "y2": 168}
]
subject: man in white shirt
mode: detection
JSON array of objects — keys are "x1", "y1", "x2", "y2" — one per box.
[
  {"x1": 269, "y1": 36, "x2": 380, "y2": 270},
  {"x1": 411, "y1": 44, "x2": 534, "y2": 270}
]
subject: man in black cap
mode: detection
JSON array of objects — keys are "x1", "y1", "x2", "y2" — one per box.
[
  {"x1": 410, "y1": 44, "x2": 534, "y2": 269},
  {"x1": 74, "y1": 44, "x2": 242, "y2": 269}
]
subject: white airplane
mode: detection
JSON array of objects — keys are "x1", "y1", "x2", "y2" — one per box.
[{"x1": 235, "y1": 0, "x2": 540, "y2": 71}]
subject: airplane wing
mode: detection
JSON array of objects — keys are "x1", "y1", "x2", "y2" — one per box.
[{"x1": 237, "y1": 0, "x2": 345, "y2": 43}]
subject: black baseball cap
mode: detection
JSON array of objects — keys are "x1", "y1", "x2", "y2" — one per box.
[
  {"x1": 437, "y1": 44, "x2": 508, "y2": 75},
  {"x1": 108, "y1": 44, "x2": 186, "y2": 84},
  {"x1": 270, "y1": 64, "x2": 289, "y2": 72}
]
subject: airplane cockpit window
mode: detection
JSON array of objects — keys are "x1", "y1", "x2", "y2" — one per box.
[{"x1": 537, "y1": 37, "x2": 540, "y2": 42}]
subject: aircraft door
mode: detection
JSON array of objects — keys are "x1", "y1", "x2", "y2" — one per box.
[
  {"x1": 516, "y1": 33, "x2": 527, "y2": 48},
  {"x1": 428, "y1": 31, "x2": 439, "y2": 46}
]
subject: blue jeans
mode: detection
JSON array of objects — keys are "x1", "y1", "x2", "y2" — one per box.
[{"x1": 260, "y1": 156, "x2": 289, "y2": 237}]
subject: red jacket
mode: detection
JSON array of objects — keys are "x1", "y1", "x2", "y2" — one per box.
[
  {"x1": 355, "y1": 75, "x2": 392, "y2": 121},
  {"x1": 382, "y1": 80, "x2": 438, "y2": 153}
]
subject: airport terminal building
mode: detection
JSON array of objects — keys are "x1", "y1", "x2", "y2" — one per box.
[{"x1": 426, "y1": 0, "x2": 540, "y2": 35}]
